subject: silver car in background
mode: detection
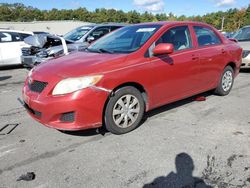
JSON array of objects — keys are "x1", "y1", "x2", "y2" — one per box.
[
  {"x1": 233, "y1": 25, "x2": 250, "y2": 69},
  {"x1": 21, "y1": 23, "x2": 125, "y2": 68}
]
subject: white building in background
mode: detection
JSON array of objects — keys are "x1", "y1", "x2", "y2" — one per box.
[{"x1": 0, "y1": 20, "x2": 92, "y2": 35}]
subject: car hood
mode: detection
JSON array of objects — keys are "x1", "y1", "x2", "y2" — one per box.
[
  {"x1": 24, "y1": 34, "x2": 73, "y2": 48},
  {"x1": 33, "y1": 51, "x2": 128, "y2": 78},
  {"x1": 237, "y1": 41, "x2": 250, "y2": 51},
  {"x1": 47, "y1": 43, "x2": 87, "y2": 56}
]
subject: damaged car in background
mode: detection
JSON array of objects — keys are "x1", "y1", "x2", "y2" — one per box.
[
  {"x1": 21, "y1": 23, "x2": 125, "y2": 68},
  {"x1": 21, "y1": 34, "x2": 81, "y2": 68}
]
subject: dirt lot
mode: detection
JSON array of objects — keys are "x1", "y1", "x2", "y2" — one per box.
[{"x1": 0, "y1": 67, "x2": 250, "y2": 188}]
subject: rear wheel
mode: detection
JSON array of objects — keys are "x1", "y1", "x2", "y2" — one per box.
[
  {"x1": 214, "y1": 66, "x2": 234, "y2": 96},
  {"x1": 104, "y1": 86, "x2": 145, "y2": 134}
]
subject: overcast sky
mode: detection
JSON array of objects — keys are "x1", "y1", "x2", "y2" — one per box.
[{"x1": 0, "y1": 0, "x2": 249, "y2": 16}]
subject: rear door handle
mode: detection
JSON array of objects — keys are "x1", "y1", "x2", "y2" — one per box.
[{"x1": 222, "y1": 49, "x2": 226, "y2": 54}]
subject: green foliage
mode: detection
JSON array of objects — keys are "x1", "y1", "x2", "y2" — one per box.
[
  {"x1": 244, "y1": 5, "x2": 250, "y2": 25},
  {"x1": 0, "y1": 3, "x2": 249, "y2": 31}
]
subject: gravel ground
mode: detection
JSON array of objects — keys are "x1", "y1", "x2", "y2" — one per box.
[{"x1": 0, "y1": 67, "x2": 249, "y2": 188}]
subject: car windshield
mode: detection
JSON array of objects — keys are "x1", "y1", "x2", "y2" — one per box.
[
  {"x1": 233, "y1": 27, "x2": 250, "y2": 41},
  {"x1": 64, "y1": 26, "x2": 93, "y2": 41},
  {"x1": 87, "y1": 24, "x2": 162, "y2": 54}
]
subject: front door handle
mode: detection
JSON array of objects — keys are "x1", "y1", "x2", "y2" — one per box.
[{"x1": 192, "y1": 54, "x2": 199, "y2": 61}]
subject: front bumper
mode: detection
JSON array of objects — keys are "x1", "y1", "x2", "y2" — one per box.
[
  {"x1": 21, "y1": 55, "x2": 51, "y2": 68},
  {"x1": 22, "y1": 85, "x2": 109, "y2": 131}
]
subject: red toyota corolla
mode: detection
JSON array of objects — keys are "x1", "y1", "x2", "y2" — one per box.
[{"x1": 22, "y1": 21, "x2": 242, "y2": 134}]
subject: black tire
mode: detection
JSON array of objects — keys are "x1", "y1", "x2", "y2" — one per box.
[
  {"x1": 104, "y1": 86, "x2": 145, "y2": 134},
  {"x1": 214, "y1": 66, "x2": 234, "y2": 96}
]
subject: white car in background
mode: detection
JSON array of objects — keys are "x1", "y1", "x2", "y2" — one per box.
[
  {"x1": 0, "y1": 29, "x2": 33, "y2": 66},
  {"x1": 232, "y1": 25, "x2": 250, "y2": 69}
]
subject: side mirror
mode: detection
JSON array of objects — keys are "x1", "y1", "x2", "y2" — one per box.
[
  {"x1": 153, "y1": 43, "x2": 174, "y2": 55},
  {"x1": 87, "y1": 36, "x2": 95, "y2": 43}
]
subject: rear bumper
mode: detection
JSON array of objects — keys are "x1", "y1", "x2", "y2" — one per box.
[{"x1": 22, "y1": 86, "x2": 109, "y2": 131}]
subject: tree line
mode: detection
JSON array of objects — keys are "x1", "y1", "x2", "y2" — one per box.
[{"x1": 0, "y1": 3, "x2": 249, "y2": 31}]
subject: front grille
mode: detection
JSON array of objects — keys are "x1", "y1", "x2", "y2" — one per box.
[
  {"x1": 23, "y1": 57, "x2": 34, "y2": 65},
  {"x1": 242, "y1": 50, "x2": 250, "y2": 58},
  {"x1": 22, "y1": 46, "x2": 41, "y2": 56},
  {"x1": 22, "y1": 47, "x2": 31, "y2": 56},
  {"x1": 28, "y1": 80, "x2": 48, "y2": 93},
  {"x1": 60, "y1": 112, "x2": 75, "y2": 122},
  {"x1": 24, "y1": 103, "x2": 42, "y2": 118}
]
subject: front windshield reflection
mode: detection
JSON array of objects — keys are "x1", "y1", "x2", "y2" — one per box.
[
  {"x1": 87, "y1": 24, "x2": 162, "y2": 54},
  {"x1": 64, "y1": 26, "x2": 93, "y2": 41}
]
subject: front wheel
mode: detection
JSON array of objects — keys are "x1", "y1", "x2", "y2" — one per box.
[
  {"x1": 104, "y1": 86, "x2": 145, "y2": 134},
  {"x1": 214, "y1": 66, "x2": 234, "y2": 96}
]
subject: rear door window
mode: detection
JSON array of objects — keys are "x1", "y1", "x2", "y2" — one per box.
[
  {"x1": 0, "y1": 32, "x2": 12, "y2": 42},
  {"x1": 0, "y1": 32, "x2": 22, "y2": 43},
  {"x1": 193, "y1": 26, "x2": 221, "y2": 47}
]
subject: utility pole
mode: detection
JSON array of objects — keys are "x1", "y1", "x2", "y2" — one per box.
[{"x1": 221, "y1": 16, "x2": 225, "y2": 31}]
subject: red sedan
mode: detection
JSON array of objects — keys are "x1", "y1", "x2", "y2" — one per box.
[{"x1": 22, "y1": 21, "x2": 242, "y2": 134}]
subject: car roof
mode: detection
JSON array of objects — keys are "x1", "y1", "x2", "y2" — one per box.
[
  {"x1": 0, "y1": 29, "x2": 33, "y2": 34},
  {"x1": 134, "y1": 21, "x2": 213, "y2": 27},
  {"x1": 33, "y1": 31, "x2": 49, "y2": 34},
  {"x1": 76, "y1": 23, "x2": 127, "y2": 29},
  {"x1": 96, "y1": 23, "x2": 128, "y2": 27}
]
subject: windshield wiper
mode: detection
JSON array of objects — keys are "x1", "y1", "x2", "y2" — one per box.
[
  {"x1": 237, "y1": 39, "x2": 250, "y2": 42},
  {"x1": 85, "y1": 48, "x2": 114, "y2": 54},
  {"x1": 97, "y1": 48, "x2": 114, "y2": 54},
  {"x1": 85, "y1": 48, "x2": 98, "y2": 53}
]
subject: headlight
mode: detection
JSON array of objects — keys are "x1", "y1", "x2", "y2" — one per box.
[
  {"x1": 52, "y1": 75, "x2": 103, "y2": 95},
  {"x1": 242, "y1": 50, "x2": 250, "y2": 58},
  {"x1": 36, "y1": 50, "x2": 48, "y2": 58}
]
